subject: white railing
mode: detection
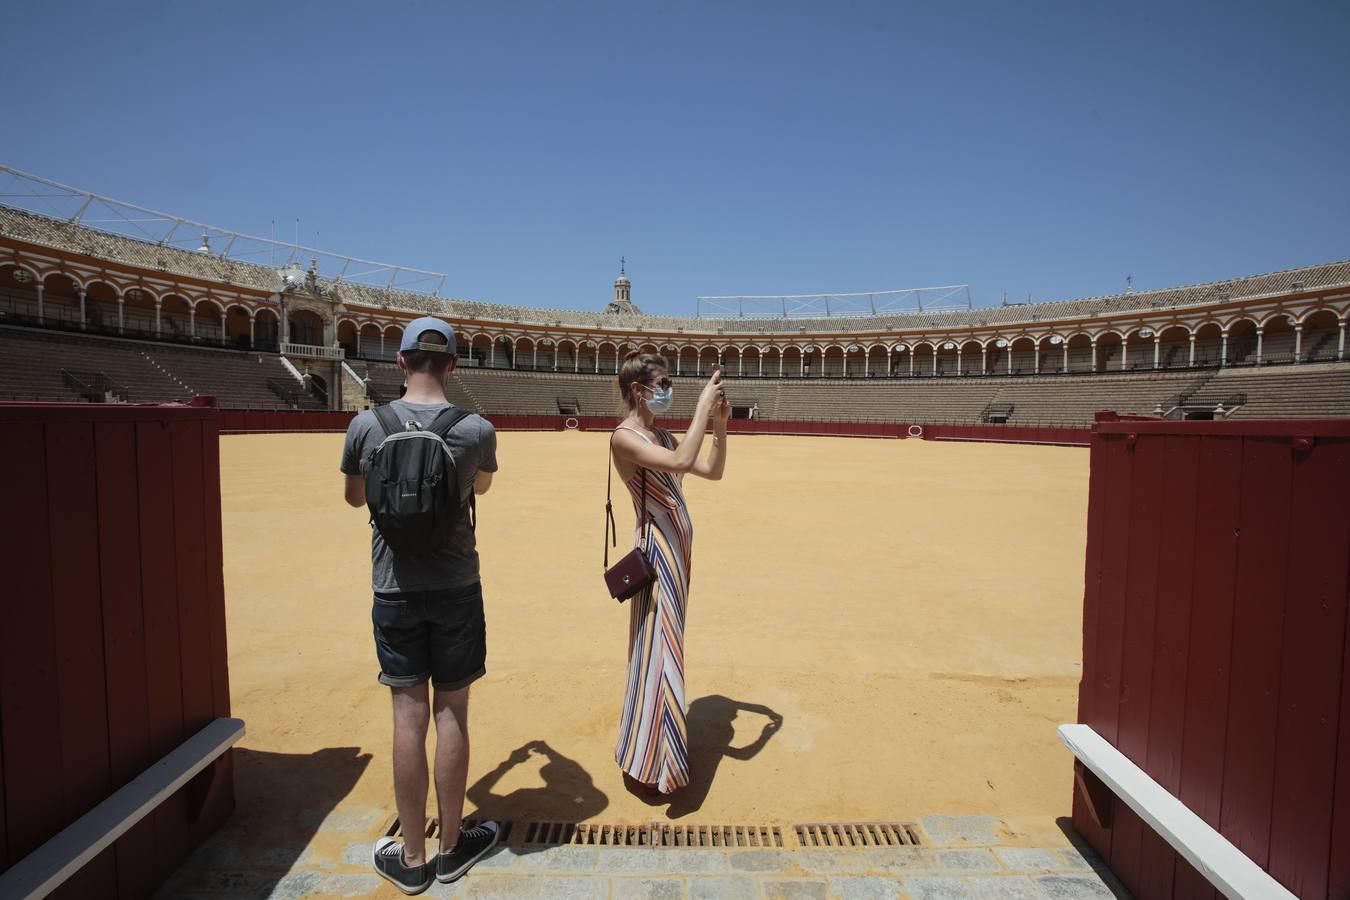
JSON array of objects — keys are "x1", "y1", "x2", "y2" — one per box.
[{"x1": 281, "y1": 342, "x2": 344, "y2": 360}]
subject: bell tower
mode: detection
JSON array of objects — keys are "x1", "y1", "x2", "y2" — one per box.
[{"x1": 605, "y1": 257, "x2": 642, "y2": 314}]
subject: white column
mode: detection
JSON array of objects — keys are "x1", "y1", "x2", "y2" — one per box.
[
  {"x1": 738, "y1": 354, "x2": 744, "y2": 376},
  {"x1": 1294, "y1": 325, "x2": 1303, "y2": 363},
  {"x1": 1062, "y1": 344, "x2": 1069, "y2": 372},
  {"x1": 956, "y1": 348, "x2": 962, "y2": 374},
  {"x1": 155, "y1": 299, "x2": 162, "y2": 336},
  {"x1": 574, "y1": 348, "x2": 579, "y2": 373},
  {"x1": 1120, "y1": 340, "x2": 1128, "y2": 370},
  {"x1": 382, "y1": 333, "x2": 387, "y2": 357},
  {"x1": 594, "y1": 349, "x2": 600, "y2": 374},
  {"x1": 35, "y1": 284, "x2": 44, "y2": 322},
  {"x1": 1255, "y1": 328, "x2": 1264, "y2": 365},
  {"x1": 981, "y1": 346, "x2": 987, "y2": 374},
  {"x1": 249, "y1": 315, "x2": 256, "y2": 347},
  {"x1": 220, "y1": 311, "x2": 227, "y2": 345},
  {"x1": 189, "y1": 306, "x2": 196, "y2": 338},
  {"x1": 800, "y1": 354, "x2": 806, "y2": 377},
  {"x1": 532, "y1": 344, "x2": 538, "y2": 369},
  {"x1": 909, "y1": 353, "x2": 914, "y2": 377},
  {"x1": 1220, "y1": 332, "x2": 1228, "y2": 368},
  {"x1": 932, "y1": 351, "x2": 939, "y2": 376},
  {"x1": 676, "y1": 353, "x2": 682, "y2": 375},
  {"x1": 1007, "y1": 347, "x2": 1013, "y2": 374},
  {"x1": 118, "y1": 298, "x2": 125, "y2": 333},
  {"x1": 1188, "y1": 335, "x2": 1196, "y2": 367},
  {"x1": 1338, "y1": 320, "x2": 1346, "y2": 361},
  {"x1": 843, "y1": 354, "x2": 848, "y2": 377},
  {"x1": 1034, "y1": 344, "x2": 1040, "y2": 373},
  {"x1": 356, "y1": 329, "x2": 362, "y2": 355},
  {"x1": 1153, "y1": 336, "x2": 1161, "y2": 369},
  {"x1": 886, "y1": 348, "x2": 892, "y2": 375},
  {"x1": 758, "y1": 355, "x2": 764, "y2": 376},
  {"x1": 78, "y1": 289, "x2": 87, "y2": 329},
  {"x1": 1090, "y1": 341, "x2": 1097, "y2": 372}
]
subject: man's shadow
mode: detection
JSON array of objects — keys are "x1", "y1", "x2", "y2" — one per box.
[
  {"x1": 467, "y1": 740, "x2": 609, "y2": 823},
  {"x1": 630, "y1": 695, "x2": 783, "y2": 819}
]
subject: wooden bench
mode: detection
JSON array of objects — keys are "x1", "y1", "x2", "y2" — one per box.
[{"x1": 0, "y1": 717, "x2": 245, "y2": 900}]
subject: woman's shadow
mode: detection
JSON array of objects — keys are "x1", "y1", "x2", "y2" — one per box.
[
  {"x1": 630, "y1": 695, "x2": 783, "y2": 819},
  {"x1": 467, "y1": 740, "x2": 609, "y2": 823}
]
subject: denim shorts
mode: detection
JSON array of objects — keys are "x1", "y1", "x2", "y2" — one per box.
[{"x1": 372, "y1": 581, "x2": 487, "y2": 691}]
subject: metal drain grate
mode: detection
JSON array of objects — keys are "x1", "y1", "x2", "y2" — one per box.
[
  {"x1": 793, "y1": 822, "x2": 922, "y2": 848},
  {"x1": 383, "y1": 816, "x2": 515, "y2": 844},
  {"x1": 523, "y1": 822, "x2": 784, "y2": 848}
]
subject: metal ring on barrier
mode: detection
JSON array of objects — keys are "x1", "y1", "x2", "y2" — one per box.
[
  {"x1": 907, "y1": 424, "x2": 924, "y2": 439},
  {"x1": 564, "y1": 417, "x2": 579, "y2": 430}
]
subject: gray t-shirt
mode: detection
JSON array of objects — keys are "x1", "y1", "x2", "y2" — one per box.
[{"x1": 341, "y1": 400, "x2": 498, "y2": 593}]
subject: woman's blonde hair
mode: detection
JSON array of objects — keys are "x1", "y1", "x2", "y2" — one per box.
[{"x1": 616, "y1": 351, "x2": 670, "y2": 413}]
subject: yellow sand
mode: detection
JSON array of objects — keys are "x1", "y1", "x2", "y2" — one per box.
[{"x1": 219, "y1": 431, "x2": 1088, "y2": 859}]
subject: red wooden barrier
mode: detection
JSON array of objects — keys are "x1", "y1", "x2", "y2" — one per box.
[
  {"x1": 1075, "y1": 415, "x2": 1350, "y2": 898},
  {"x1": 0, "y1": 403, "x2": 234, "y2": 897}
]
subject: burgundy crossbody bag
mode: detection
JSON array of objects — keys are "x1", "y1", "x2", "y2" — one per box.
[{"x1": 604, "y1": 431, "x2": 656, "y2": 602}]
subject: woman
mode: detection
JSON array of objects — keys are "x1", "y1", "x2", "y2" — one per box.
[{"x1": 610, "y1": 352, "x2": 729, "y2": 795}]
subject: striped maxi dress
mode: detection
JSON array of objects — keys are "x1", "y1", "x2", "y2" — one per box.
[{"x1": 613, "y1": 424, "x2": 694, "y2": 793}]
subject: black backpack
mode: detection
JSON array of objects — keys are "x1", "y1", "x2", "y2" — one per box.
[{"x1": 365, "y1": 404, "x2": 475, "y2": 554}]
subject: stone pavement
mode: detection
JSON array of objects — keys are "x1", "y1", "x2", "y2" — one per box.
[{"x1": 157, "y1": 816, "x2": 1128, "y2": 899}]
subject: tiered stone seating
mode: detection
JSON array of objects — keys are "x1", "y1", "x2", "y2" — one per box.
[
  {"x1": 0, "y1": 326, "x2": 320, "y2": 408},
  {"x1": 1186, "y1": 363, "x2": 1350, "y2": 418},
  {"x1": 0, "y1": 326, "x2": 186, "y2": 402}
]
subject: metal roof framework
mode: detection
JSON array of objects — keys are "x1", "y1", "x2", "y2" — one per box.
[
  {"x1": 696, "y1": 284, "x2": 972, "y2": 319},
  {"x1": 0, "y1": 165, "x2": 449, "y2": 297}
]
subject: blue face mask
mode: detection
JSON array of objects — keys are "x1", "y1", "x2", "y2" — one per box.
[{"x1": 644, "y1": 385, "x2": 674, "y2": 414}]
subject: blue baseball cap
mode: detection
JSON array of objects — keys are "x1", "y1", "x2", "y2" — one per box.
[{"x1": 399, "y1": 316, "x2": 457, "y2": 355}]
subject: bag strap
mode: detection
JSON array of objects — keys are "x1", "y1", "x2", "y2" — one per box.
[
  {"x1": 372, "y1": 404, "x2": 404, "y2": 438},
  {"x1": 605, "y1": 429, "x2": 648, "y2": 568},
  {"x1": 427, "y1": 404, "x2": 471, "y2": 438}
]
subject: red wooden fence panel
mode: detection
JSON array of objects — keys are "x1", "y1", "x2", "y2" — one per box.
[
  {"x1": 1076, "y1": 417, "x2": 1350, "y2": 898},
  {"x1": 0, "y1": 404, "x2": 236, "y2": 897}
]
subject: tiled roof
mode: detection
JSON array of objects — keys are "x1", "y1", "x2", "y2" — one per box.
[{"x1": 2, "y1": 205, "x2": 1347, "y2": 335}]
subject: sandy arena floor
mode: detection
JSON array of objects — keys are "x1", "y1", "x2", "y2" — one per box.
[{"x1": 210, "y1": 431, "x2": 1090, "y2": 887}]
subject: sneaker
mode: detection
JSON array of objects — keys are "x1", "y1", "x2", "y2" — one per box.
[
  {"x1": 372, "y1": 837, "x2": 432, "y2": 895},
  {"x1": 435, "y1": 820, "x2": 501, "y2": 883}
]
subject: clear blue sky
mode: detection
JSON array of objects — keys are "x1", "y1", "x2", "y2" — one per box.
[{"x1": 4, "y1": 1, "x2": 1348, "y2": 316}]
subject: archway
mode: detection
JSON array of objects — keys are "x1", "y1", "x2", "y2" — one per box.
[
  {"x1": 556, "y1": 339, "x2": 577, "y2": 372},
  {"x1": 865, "y1": 345, "x2": 888, "y2": 377},
  {"x1": 696, "y1": 347, "x2": 719, "y2": 377},
  {"x1": 254, "y1": 308, "x2": 280, "y2": 351},
  {"x1": 288, "y1": 309, "x2": 324, "y2": 346},
  {"x1": 1122, "y1": 329, "x2": 1153, "y2": 371},
  {"x1": 1156, "y1": 326, "x2": 1190, "y2": 369},
  {"x1": 160, "y1": 294, "x2": 193, "y2": 340},
  {"x1": 85, "y1": 280, "x2": 124, "y2": 333},
  {"x1": 0, "y1": 264, "x2": 43, "y2": 322},
  {"x1": 337, "y1": 320, "x2": 359, "y2": 357},
  {"x1": 891, "y1": 344, "x2": 911, "y2": 376},
  {"x1": 226, "y1": 305, "x2": 253, "y2": 349},
  {"x1": 41, "y1": 272, "x2": 82, "y2": 327},
  {"x1": 843, "y1": 344, "x2": 866, "y2": 377},
  {"x1": 935, "y1": 341, "x2": 959, "y2": 376},
  {"x1": 722, "y1": 346, "x2": 743, "y2": 376},
  {"x1": 782, "y1": 346, "x2": 802, "y2": 378},
  {"x1": 1192, "y1": 323, "x2": 1222, "y2": 367},
  {"x1": 1065, "y1": 334, "x2": 1093, "y2": 373},
  {"x1": 1258, "y1": 314, "x2": 1296, "y2": 365},
  {"x1": 1036, "y1": 336, "x2": 1064, "y2": 374},
  {"x1": 1225, "y1": 319, "x2": 1258, "y2": 366},
  {"x1": 741, "y1": 346, "x2": 761, "y2": 377},
  {"x1": 959, "y1": 340, "x2": 983, "y2": 376},
  {"x1": 1300, "y1": 309, "x2": 1341, "y2": 362},
  {"x1": 1093, "y1": 333, "x2": 1123, "y2": 373},
  {"x1": 1008, "y1": 337, "x2": 1036, "y2": 375},
  {"x1": 911, "y1": 342, "x2": 935, "y2": 377}
]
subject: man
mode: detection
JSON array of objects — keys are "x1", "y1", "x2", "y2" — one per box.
[{"x1": 340, "y1": 317, "x2": 500, "y2": 894}]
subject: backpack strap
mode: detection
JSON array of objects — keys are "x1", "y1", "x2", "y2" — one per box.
[
  {"x1": 427, "y1": 405, "x2": 477, "y2": 530},
  {"x1": 372, "y1": 403, "x2": 405, "y2": 438}
]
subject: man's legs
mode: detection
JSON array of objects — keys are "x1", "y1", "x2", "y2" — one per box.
[
  {"x1": 391, "y1": 684, "x2": 432, "y2": 866},
  {"x1": 433, "y1": 686, "x2": 471, "y2": 855}
]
